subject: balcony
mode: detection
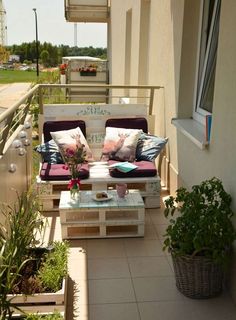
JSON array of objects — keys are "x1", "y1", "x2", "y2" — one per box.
[
  {"x1": 1, "y1": 84, "x2": 236, "y2": 319},
  {"x1": 64, "y1": 0, "x2": 109, "y2": 23}
]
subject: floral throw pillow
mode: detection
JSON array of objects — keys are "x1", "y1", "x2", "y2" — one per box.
[
  {"x1": 101, "y1": 127, "x2": 142, "y2": 162},
  {"x1": 136, "y1": 133, "x2": 168, "y2": 161},
  {"x1": 50, "y1": 127, "x2": 94, "y2": 162}
]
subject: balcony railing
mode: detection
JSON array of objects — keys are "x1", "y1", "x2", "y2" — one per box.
[
  {"x1": 0, "y1": 84, "x2": 163, "y2": 156},
  {"x1": 0, "y1": 86, "x2": 36, "y2": 155}
]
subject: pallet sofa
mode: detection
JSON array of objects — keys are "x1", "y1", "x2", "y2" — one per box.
[{"x1": 36, "y1": 104, "x2": 163, "y2": 212}]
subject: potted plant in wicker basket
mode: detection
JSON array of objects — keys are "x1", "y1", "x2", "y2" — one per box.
[{"x1": 164, "y1": 177, "x2": 236, "y2": 299}]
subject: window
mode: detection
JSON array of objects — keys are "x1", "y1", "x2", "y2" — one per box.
[{"x1": 194, "y1": 0, "x2": 221, "y2": 119}]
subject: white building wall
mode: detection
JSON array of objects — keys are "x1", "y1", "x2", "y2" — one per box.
[
  {"x1": 177, "y1": 0, "x2": 236, "y2": 301},
  {"x1": 110, "y1": 0, "x2": 184, "y2": 189},
  {"x1": 110, "y1": 0, "x2": 236, "y2": 303}
]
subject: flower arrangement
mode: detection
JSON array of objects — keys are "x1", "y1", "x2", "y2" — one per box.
[
  {"x1": 60, "y1": 134, "x2": 86, "y2": 199},
  {"x1": 79, "y1": 65, "x2": 97, "y2": 76},
  {"x1": 59, "y1": 63, "x2": 67, "y2": 75}
]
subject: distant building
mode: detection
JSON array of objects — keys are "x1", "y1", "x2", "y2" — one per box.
[{"x1": 9, "y1": 54, "x2": 20, "y2": 62}]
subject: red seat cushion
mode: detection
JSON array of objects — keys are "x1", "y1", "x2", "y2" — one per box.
[
  {"x1": 108, "y1": 160, "x2": 157, "y2": 178},
  {"x1": 40, "y1": 163, "x2": 89, "y2": 181}
]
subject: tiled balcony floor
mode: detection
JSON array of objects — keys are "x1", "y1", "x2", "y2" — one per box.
[{"x1": 43, "y1": 194, "x2": 236, "y2": 320}]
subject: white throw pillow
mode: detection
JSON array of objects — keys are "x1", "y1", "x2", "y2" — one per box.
[
  {"x1": 51, "y1": 127, "x2": 94, "y2": 162},
  {"x1": 101, "y1": 127, "x2": 142, "y2": 162}
]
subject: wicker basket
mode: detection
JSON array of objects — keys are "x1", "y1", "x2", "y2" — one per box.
[{"x1": 171, "y1": 253, "x2": 224, "y2": 299}]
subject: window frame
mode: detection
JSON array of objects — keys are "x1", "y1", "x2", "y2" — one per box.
[{"x1": 193, "y1": 0, "x2": 221, "y2": 124}]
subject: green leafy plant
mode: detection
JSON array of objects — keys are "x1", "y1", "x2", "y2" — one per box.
[
  {"x1": 0, "y1": 189, "x2": 44, "y2": 264},
  {"x1": 163, "y1": 177, "x2": 236, "y2": 265},
  {"x1": 38, "y1": 241, "x2": 69, "y2": 292},
  {"x1": 0, "y1": 243, "x2": 30, "y2": 320},
  {"x1": 0, "y1": 189, "x2": 44, "y2": 320},
  {"x1": 26, "y1": 311, "x2": 63, "y2": 320}
]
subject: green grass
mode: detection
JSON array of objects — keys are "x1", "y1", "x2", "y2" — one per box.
[{"x1": 0, "y1": 70, "x2": 55, "y2": 84}]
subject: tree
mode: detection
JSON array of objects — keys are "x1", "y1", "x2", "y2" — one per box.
[
  {"x1": 7, "y1": 42, "x2": 107, "y2": 65},
  {"x1": 0, "y1": 46, "x2": 9, "y2": 63},
  {"x1": 40, "y1": 50, "x2": 49, "y2": 67}
]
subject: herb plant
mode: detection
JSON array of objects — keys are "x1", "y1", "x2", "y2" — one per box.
[
  {"x1": 0, "y1": 189, "x2": 44, "y2": 320},
  {"x1": 26, "y1": 312, "x2": 63, "y2": 320},
  {"x1": 38, "y1": 241, "x2": 69, "y2": 292},
  {"x1": 163, "y1": 177, "x2": 236, "y2": 265}
]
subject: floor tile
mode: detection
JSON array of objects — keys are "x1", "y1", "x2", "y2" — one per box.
[
  {"x1": 128, "y1": 256, "x2": 173, "y2": 278},
  {"x1": 88, "y1": 278, "x2": 136, "y2": 304},
  {"x1": 145, "y1": 212, "x2": 153, "y2": 225},
  {"x1": 149, "y1": 212, "x2": 169, "y2": 225},
  {"x1": 48, "y1": 192, "x2": 236, "y2": 320},
  {"x1": 71, "y1": 279, "x2": 89, "y2": 306},
  {"x1": 87, "y1": 238, "x2": 126, "y2": 258},
  {"x1": 138, "y1": 301, "x2": 198, "y2": 320},
  {"x1": 144, "y1": 224, "x2": 158, "y2": 239},
  {"x1": 153, "y1": 224, "x2": 168, "y2": 243},
  {"x1": 166, "y1": 254, "x2": 174, "y2": 272},
  {"x1": 89, "y1": 303, "x2": 140, "y2": 320},
  {"x1": 124, "y1": 238, "x2": 164, "y2": 257},
  {"x1": 133, "y1": 276, "x2": 184, "y2": 302},
  {"x1": 68, "y1": 256, "x2": 88, "y2": 280},
  {"x1": 66, "y1": 301, "x2": 89, "y2": 320},
  {"x1": 88, "y1": 258, "x2": 130, "y2": 279},
  {"x1": 192, "y1": 294, "x2": 236, "y2": 320}
]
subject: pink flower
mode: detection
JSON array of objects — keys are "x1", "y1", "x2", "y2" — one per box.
[{"x1": 65, "y1": 148, "x2": 75, "y2": 157}]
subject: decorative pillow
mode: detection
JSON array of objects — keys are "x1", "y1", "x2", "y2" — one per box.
[
  {"x1": 136, "y1": 133, "x2": 168, "y2": 161},
  {"x1": 109, "y1": 161, "x2": 138, "y2": 173},
  {"x1": 50, "y1": 127, "x2": 94, "y2": 162},
  {"x1": 34, "y1": 139, "x2": 64, "y2": 164},
  {"x1": 101, "y1": 127, "x2": 142, "y2": 162}
]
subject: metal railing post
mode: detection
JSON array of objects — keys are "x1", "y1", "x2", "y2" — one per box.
[
  {"x1": 38, "y1": 86, "x2": 43, "y2": 114},
  {"x1": 149, "y1": 88, "x2": 155, "y2": 115}
]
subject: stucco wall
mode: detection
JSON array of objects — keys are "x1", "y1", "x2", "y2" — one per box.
[
  {"x1": 177, "y1": 0, "x2": 236, "y2": 301},
  {"x1": 110, "y1": 0, "x2": 184, "y2": 191},
  {"x1": 110, "y1": 0, "x2": 236, "y2": 304},
  {"x1": 147, "y1": 0, "x2": 184, "y2": 192}
]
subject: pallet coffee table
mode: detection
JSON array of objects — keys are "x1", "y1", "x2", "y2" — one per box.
[{"x1": 59, "y1": 190, "x2": 145, "y2": 239}]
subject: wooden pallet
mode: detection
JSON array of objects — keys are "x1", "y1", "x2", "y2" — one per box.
[
  {"x1": 59, "y1": 190, "x2": 145, "y2": 239},
  {"x1": 8, "y1": 276, "x2": 67, "y2": 316},
  {"x1": 37, "y1": 175, "x2": 161, "y2": 212}
]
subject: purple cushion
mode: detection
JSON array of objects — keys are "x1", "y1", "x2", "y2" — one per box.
[
  {"x1": 43, "y1": 120, "x2": 86, "y2": 143},
  {"x1": 40, "y1": 163, "x2": 89, "y2": 181},
  {"x1": 108, "y1": 160, "x2": 157, "y2": 178},
  {"x1": 105, "y1": 118, "x2": 148, "y2": 133}
]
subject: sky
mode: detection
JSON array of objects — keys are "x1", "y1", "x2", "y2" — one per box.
[{"x1": 4, "y1": 0, "x2": 107, "y2": 48}]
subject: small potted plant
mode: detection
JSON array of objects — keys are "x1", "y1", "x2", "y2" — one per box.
[
  {"x1": 79, "y1": 65, "x2": 97, "y2": 76},
  {"x1": 59, "y1": 63, "x2": 67, "y2": 75},
  {"x1": 164, "y1": 177, "x2": 236, "y2": 299}
]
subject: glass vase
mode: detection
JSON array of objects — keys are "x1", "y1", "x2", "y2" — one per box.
[{"x1": 70, "y1": 186, "x2": 80, "y2": 201}]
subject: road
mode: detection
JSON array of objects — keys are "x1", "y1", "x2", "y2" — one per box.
[{"x1": 0, "y1": 83, "x2": 32, "y2": 114}]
